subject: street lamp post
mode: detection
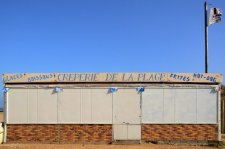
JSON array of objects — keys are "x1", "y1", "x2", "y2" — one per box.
[
  {"x1": 204, "y1": 1, "x2": 208, "y2": 73},
  {"x1": 204, "y1": 1, "x2": 222, "y2": 73}
]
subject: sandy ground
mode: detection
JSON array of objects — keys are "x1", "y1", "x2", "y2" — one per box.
[{"x1": 0, "y1": 144, "x2": 219, "y2": 149}]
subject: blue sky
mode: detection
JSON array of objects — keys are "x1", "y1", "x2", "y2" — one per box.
[{"x1": 0, "y1": 0, "x2": 225, "y2": 107}]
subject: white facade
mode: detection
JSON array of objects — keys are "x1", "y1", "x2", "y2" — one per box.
[
  {"x1": 7, "y1": 88, "x2": 113, "y2": 124},
  {"x1": 3, "y1": 72, "x2": 222, "y2": 141},
  {"x1": 6, "y1": 85, "x2": 219, "y2": 125},
  {"x1": 142, "y1": 88, "x2": 218, "y2": 124}
]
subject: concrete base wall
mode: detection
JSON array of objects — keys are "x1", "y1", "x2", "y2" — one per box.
[
  {"x1": 6, "y1": 124, "x2": 218, "y2": 143},
  {"x1": 142, "y1": 124, "x2": 218, "y2": 141}
]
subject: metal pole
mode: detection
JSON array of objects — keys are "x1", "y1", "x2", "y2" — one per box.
[{"x1": 205, "y1": 1, "x2": 208, "y2": 73}]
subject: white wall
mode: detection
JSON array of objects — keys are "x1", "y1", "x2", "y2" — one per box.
[
  {"x1": 7, "y1": 86, "x2": 218, "y2": 124},
  {"x1": 27, "y1": 89, "x2": 38, "y2": 123},
  {"x1": 90, "y1": 89, "x2": 112, "y2": 124},
  {"x1": 8, "y1": 89, "x2": 28, "y2": 123},
  {"x1": 197, "y1": 89, "x2": 217, "y2": 123},
  {"x1": 37, "y1": 89, "x2": 58, "y2": 123},
  {"x1": 7, "y1": 88, "x2": 112, "y2": 124},
  {"x1": 113, "y1": 89, "x2": 140, "y2": 124},
  {"x1": 142, "y1": 88, "x2": 218, "y2": 124},
  {"x1": 58, "y1": 89, "x2": 81, "y2": 123}
]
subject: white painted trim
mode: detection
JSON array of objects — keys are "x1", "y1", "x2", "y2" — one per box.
[
  {"x1": 5, "y1": 123, "x2": 219, "y2": 125},
  {"x1": 112, "y1": 92, "x2": 114, "y2": 142},
  {"x1": 141, "y1": 123, "x2": 219, "y2": 124},
  {"x1": 4, "y1": 84, "x2": 220, "y2": 89},
  {"x1": 218, "y1": 86, "x2": 221, "y2": 141},
  {"x1": 80, "y1": 89, "x2": 83, "y2": 123},
  {"x1": 3, "y1": 91, "x2": 8, "y2": 143}
]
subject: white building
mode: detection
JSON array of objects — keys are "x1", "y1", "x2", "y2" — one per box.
[{"x1": 2, "y1": 72, "x2": 223, "y2": 143}]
